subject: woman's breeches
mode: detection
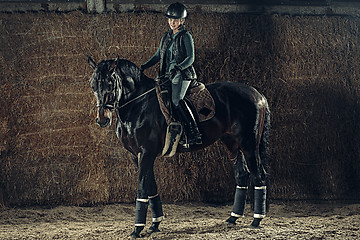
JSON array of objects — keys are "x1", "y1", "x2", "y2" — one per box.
[{"x1": 171, "y1": 72, "x2": 190, "y2": 106}]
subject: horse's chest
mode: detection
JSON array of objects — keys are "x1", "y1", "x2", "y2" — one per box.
[
  {"x1": 119, "y1": 121, "x2": 145, "y2": 142},
  {"x1": 116, "y1": 122, "x2": 138, "y2": 152},
  {"x1": 120, "y1": 122, "x2": 134, "y2": 139},
  {"x1": 117, "y1": 118, "x2": 149, "y2": 150}
]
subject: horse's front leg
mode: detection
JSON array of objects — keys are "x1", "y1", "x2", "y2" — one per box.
[{"x1": 130, "y1": 151, "x2": 163, "y2": 238}]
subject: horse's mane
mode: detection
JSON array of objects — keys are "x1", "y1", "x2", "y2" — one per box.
[
  {"x1": 116, "y1": 58, "x2": 142, "y2": 83},
  {"x1": 93, "y1": 58, "x2": 153, "y2": 92},
  {"x1": 117, "y1": 59, "x2": 155, "y2": 91},
  {"x1": 94, "y1": 58, "x2": 140, "y2": 80}
]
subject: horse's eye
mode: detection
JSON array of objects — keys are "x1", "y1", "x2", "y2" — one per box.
[
  {"x1": 91, "y1": 80, "x2": 97, "y2": 91},
  {"x1": 107, "y1": 81, "x2": 114, "y2": 91}
]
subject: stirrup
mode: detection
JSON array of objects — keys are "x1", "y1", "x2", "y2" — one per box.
[
  {"x1": 186, "y1": 124, "x2": 202, "y2": 145},
  {"x1": 194, "y1": 134, "x2": 203, "y2": 145},
  {"x1": 188, "y1": 132, "x2": 202, "y2": 145},
  {"x1": 179, "y1": 127, "x2": 202, "y2": 147}
]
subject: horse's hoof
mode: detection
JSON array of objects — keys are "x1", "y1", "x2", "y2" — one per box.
[
  {"x1": 148, "y1": 222, "x2": 161, "y2": 233},
  {"x1": 129, "y1": 226, "x2": 144, "y2": 238},
  {"x1": 250, "y1": 224, "x2": 261, "y2": 229},
  {"x1": 225, "y1": 216, "x2": 237, "y2": 225},
  {"x1": 149, "y1": 226, "x2": 160, "y2": 233},
  {"x1": 129, "y1": 231, "x2": 140, "y2": 239},
  {"x1": 250, "y1": 218, "x2": 262, "y2": 228}
]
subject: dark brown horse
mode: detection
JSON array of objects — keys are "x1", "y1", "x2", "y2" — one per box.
[{"x1": 88, "y1": 56, "x2": 270, "y2": 238}]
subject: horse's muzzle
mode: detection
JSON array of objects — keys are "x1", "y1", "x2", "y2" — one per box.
[
  {"x1": 96, "y1": 108, "x2": 112, "y2": 128},
  {"x1": 96, "y1": 117, "x2": 111, "y2": 128}
]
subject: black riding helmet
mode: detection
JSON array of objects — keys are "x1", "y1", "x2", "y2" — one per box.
[{"x1": 165, "y1": 2, "x2": 187, "y2": 19}]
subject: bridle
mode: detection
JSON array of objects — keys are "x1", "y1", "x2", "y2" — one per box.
[
  {"x1": 96, "y1": 70, "x2": 170, "y2": 112},
  {"x1": 95, "y1": 70, "x2": 122, "y2": 110}
]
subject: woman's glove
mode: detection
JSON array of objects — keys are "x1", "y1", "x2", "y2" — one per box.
[
  {"x1": 169, "y1": 65, "x2": 181, "y2": 79},
  {"x1": 139, "y1": 65, "x2": 145, "y2": 73}
]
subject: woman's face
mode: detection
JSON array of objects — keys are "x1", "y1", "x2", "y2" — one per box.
[{"x1": 168, "y1": 18, "x2": 184, "y2": 32}]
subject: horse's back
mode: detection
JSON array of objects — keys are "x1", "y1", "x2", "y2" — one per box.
[{"x1": 206, "y1": 81, "x2": 267, "y2": 108}]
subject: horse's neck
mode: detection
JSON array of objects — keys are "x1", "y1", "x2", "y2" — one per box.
[
  {"x1": 130, "y1": 75, "x2": 154, "y2": 100},
  {"x1": 117, "y1": 75, "x2": 156, "y2": 121}
]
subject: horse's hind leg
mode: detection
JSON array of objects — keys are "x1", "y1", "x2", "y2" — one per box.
[
  {"x1": 252, "y1": 185, "x2": 267, "y2": 228},
  {"x1": 221, "y1": 135, "x2": 250, "y2": 225},
  {"x1": 227, "y1": 151, "x2": 250, "y2": 225},
  {"x1": 245, "y1": 147, "x2": 268, "y2": 228}
]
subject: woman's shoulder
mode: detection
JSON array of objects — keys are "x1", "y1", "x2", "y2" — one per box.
[
  {"x1": 177, "y1": 28, "x2": 192, "y2": 37},
  {"x1": 182, "y1": 29, "x2": 194, "y2": 41}
]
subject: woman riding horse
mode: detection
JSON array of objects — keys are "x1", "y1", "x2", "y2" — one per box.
[{"x1": 140, "y1": 2, "x2": 202, "y2": 145}]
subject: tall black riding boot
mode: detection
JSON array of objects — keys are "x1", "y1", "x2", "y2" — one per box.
[{"x1": 177, "y1": 100, "x2": 202, "y2": 145}]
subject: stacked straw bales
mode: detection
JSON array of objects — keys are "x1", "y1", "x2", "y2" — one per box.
[{"x1": 0, "y1": 11, "x2": 359, "y2": 206}]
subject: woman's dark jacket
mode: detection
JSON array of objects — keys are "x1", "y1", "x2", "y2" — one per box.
[{"x1": 141, "y1": 26, "x2": 197, "y2": 81}]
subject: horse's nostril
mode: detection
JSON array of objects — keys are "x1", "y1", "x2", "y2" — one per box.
[{"x1": 96, "y1": 117, "x2": 110, "y2": 128}]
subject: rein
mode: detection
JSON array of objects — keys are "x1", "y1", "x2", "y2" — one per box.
[
  {"x1": 117, "y1": 84, "x2": 157, "y2": 109},
  {"x1": 110, "y1": 72, "x2": 170, "y2": 111}
]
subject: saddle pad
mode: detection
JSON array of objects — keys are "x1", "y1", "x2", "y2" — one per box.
[
  {"x1": 187, "y1": 83, "x2": 215, "y2": 122},
  {"x1": 155, "y1": 82, "x2": 215, "y2": 124}
]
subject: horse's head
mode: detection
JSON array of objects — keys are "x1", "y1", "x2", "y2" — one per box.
[
  {"x1": 88, "y1": 56, "x2": 143, "y2": 127},
  {"x1": 88, "y1": 56, "x2": 121, "y2": 128}
]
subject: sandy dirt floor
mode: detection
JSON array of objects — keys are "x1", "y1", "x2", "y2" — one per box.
[{"x1": 0, "y1": 202, "x2": 359, "y2": 239}]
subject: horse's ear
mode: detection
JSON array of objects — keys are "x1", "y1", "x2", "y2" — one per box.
[
  {"x1": 87, "y1": 55, "x2": 97, "y2": 70},
  {"x1": 110, "y1": 56, "x2": 120, "y2": 72}
]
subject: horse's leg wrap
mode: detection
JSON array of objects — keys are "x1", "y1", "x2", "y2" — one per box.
[
  {"x1": 135, "y1": 198, "x2": 149, "y2": 226},
  {"x1": 251, "y1": 186, "x2": 267, "y2": 228},
  {"x1": 226, "y1": 151, "x2": 249, "y2": 225},
  {"x1": 226, "y1": 186, "x2": 248, "y2": 224},
  {"x1": 130, "y1": 198, "x2": 149, "y2": 238},
  {"x1": 233, "y1": 186, "x2": 248, "y2": 217},
  {"x1": 149, "y1": 194, "x2": 164, "y2": 233}
]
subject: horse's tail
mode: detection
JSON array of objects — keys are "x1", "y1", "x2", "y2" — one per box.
[
  {"x1": 259, "y1": 101, "x2": 271, "y2": 210},
  {"x1": 259, "y1": 102, "x2": 270, "y2": 177}
]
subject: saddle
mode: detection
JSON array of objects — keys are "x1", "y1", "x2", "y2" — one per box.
[
  {"x1": 155, "y1": 82, "x2": 215, "y2": 157},
  {"x1": 186, "y1": 83, "x2": 215, "y2": 122}
]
